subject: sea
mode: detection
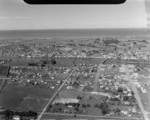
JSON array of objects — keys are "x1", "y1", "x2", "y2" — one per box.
[{"x1": 0, "y1": 28, "x2": 149, "y2": 40}]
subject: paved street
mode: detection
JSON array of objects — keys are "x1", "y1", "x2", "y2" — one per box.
[
  {"x1": 94, "y1": 59, "x2": 107, "y2": 91},
  {"x1": 37, "y1": 66, "x2": 78, "y2": 120},
  {"x1": 125, "y1": 65, "x2": 149, "y2": 120}
]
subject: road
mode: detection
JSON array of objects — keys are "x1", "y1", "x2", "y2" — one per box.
[
  {"x1": 37, "y1": 66, "x2": 78, "y2": 120},
  {"x1": 0, "y1": 78, "x2": 7, "y2": 93},
  {"x1": 125, "y1": 65, "x2": 149, "y2": 120},
  {"x1": 94, "y1": 58, "x2": 107, "y2": 91},
  {"x1": 100, "y1": 59, "x2": 150, "y2": 66},
  {"x1": 42, "y1": 112, "x2": 142, "y2": 120}
]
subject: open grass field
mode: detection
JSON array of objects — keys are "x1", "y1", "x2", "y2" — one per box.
[
  {"x1": 55, "y1": 73, "x2": 70, "y2": 80},
  {"x1": 0, "y1": 66, "x2": 10, "y2": 77},
  {"x1": 0, "y1": 82, "x2": 61, "y2": 112},
  {"x1": 49, "y1": 90, "x2": 107, "y2": 115},
  {"x1": 136, "y1": 78, "x2": 150, "y2": 83},
  {"x1": 17, "y1": 97, "x2": 48, "y2": 112},
  {"x1": 148, "y1": 113, "x2": 150, "y2": 120},
  {"x1": 138, "y1": 90, "x2": 150, "y2": 112},
  {"x1": 0, "y1": 79, "x2": 4, "y2": 85},
  {"x1": 41, "y1": 113, "x2": 98, "y2": 120},
  {"x1": 3, "y1": 57, "x2": 104, "y2": 68},
  {"x1": 137, "y1": 69, "x2": 149, "y2": 77},
  {"x1": 41, "y1": 112, "x2": 143, "y2": 120},
  {"x1": 78, "y1": 76, "x2": 95, "y2": 82},
  {"x1": 5, "y1": 58, "x2": 37, "y2": 66},
  {"x1": 54, "y1": 57, "x2": 103, "y2": 67},
  {"x1": 41, "y1": 113, "x2": 117, "y2": 120}
]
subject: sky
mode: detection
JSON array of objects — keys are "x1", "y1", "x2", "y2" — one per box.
[{"x1": 0, "y1": 0, "x2": 148, "y2": 30}]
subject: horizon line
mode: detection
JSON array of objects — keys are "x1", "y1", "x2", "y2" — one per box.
[{"x1": 0, "y1": 28, "x2": 148, "y2": 31}]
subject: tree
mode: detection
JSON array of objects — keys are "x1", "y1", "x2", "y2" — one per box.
[
  {"x1": 114, "y1": 46, "x2": 117, "y2": 51},
  {"x1": 131, "y1": 91, "x2": 134, "y2": 95},
  {"x1": 76, "y1": 103, "x2": 80, "y2": 107},
  {"x1": 51, "y1": 59, "x2": 56, "y2": 65},
  {"x1": 28, "y1": 110, "x2": 37, "y2": 117},
  {"x1": 115, "y1": 108, "x2": 121, "y2": 114},
  {"x1": 118, "y1": 87, "x2": 123, "y2": 93},
  {"x1": 99, "y1": 103, "x2": 110, "y2": 115},
  {"x1": 82, "y1": 104, "x2": 86, "y2": 108},
  {"x1": 74, "y1": 114, "x2": 77, "y2": 117},
  {"x1": 102, "y1": 109, "x2": 107, "y2": 115},
  {"x1": 3, "y1": 109, "x2": 13, "y2": 120},
  {"x1": 89, "y1": 96, "x2": 93, "y2": 100},
  {"x1": 94, "y1": 104, "x2": 99, "y2": 108},
  {"x1": 77, "y1": 95, "x2": 82, "y2": 100},
  {"x1": 87, "y1": 104, "x2": 91, "y2": 107},
  {"x1": 111, "y1": 97, "x2": 120, "y2": 101},
  {"x1": 139, "y1": 47, "x2": 141, "y2": 50},
  {"x1": 58, "y1": 108, "x2": 62, "y2": 112},
  {"x1": 123, "y1": 96, "x2": 129, "y2": 101},
  {"x1": 47, "y1": 105, "x2": 52, "y2": 111},
  {"x1": 2, "y1": 109, "x2": 38, "y2": 120},
  {"x1": 74, "y1": 107, "x2": 79, "y2": 111},
  {"x1": 112, "y1": 90, "x2": 119, "y2": 95},
  {"x1": 133, "y1": 42, "x2": 137, "y2": 45},
  {"x1": 73, "y1": 61, "x2": 76, "y2": 66}
]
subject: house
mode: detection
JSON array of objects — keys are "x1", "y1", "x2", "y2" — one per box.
[
  {"x1": 64, "y1": 109, "x2": 70, "y2": 113},
  {"x1": 140, "y1": 87, "x2": 147, "y2": 93},
  {"x1": 13, "y1": 115, "x2": 20, "y2": 120},
  {"x1": 131, "y1": 108, "x2": 137, "y2": 113},
  {"x1": 66, "y1": 85, "x2": 72, "y2": 89},
  {"x1": 127, "y1": 93, "x2": 132, "y2": 96},
  {"x1": 124, "y1": 101, "x2": 130, "y2": 105},
  {"x1": 121, "y1": 110, "x2": 128, "y2": 115}
]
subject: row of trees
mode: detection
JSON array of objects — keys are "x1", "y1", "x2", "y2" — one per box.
[
  {"x1": 94, "y1": 102, "x2": 110, "y2": 115},
  {"x1": 47, "y1": 101, "x2": 122, "y2": 116},
  {"x1": 103, "y1": 38, "x2": 119, "y2": 46},
  {"x1": 0, "y1": 109, "x2": 37, "y2": 120}
]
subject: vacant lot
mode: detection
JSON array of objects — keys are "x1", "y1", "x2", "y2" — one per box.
[{"x1": 0, "y1": 82, "x2": 61, "y2": 112}]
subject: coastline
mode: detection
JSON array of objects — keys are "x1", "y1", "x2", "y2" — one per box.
[{"x1": 0, "y1": 28, "x2": 149, "y2": 40}]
